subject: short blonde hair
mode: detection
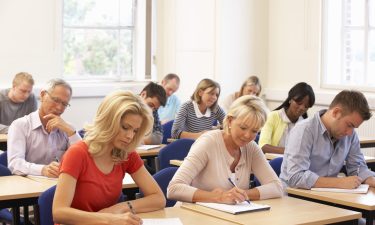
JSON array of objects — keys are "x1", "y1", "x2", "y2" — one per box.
[
  {"x1": 12, "y1": 72, "x2": 34, "y2": 87},
  {"x1": 84, "y1": 90, "x2": 153, "y2": 161},
  {"x1": 191, "y1": 78, "x2": 221, "y2": 111},
  {"x1": 239, "y1": 76, "x2": 261, "y2": 97},
  {"x1": 223, "y1": 95, "x2": 269, "y2": 134}
]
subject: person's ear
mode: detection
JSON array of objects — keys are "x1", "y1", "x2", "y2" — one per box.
[
  {"x1": 331, "y1": 106, "x2": 342, "y2": 119},
  {"x1": 140, "y1": 91, "x2": 146, "y2": 98}
]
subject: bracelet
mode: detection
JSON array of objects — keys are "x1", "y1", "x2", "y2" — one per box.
[{"x1": 127, "y1": 201, "x2": 136, "y2": 214}]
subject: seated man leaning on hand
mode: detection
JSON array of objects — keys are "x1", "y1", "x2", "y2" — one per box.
[
  {"x1": 7, "y1": 78, "x2": 81, "y2": 178},
  {"x1": 280, "y1": 90, "x2": 375, "y2": 189}
]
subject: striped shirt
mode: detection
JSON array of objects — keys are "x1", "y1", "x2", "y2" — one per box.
[{"x1": 171, "y1": 100, "x2": 226, "y2": 138}]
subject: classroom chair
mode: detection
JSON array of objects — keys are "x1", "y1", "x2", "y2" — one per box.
[
  {"x1": 38, "y1": 185, "x2": 126, "y2": 225},
  {"x1": 153, "y1": 167, "x2": 178, "y2": 207},
  {"x1": 38, "y1": 186, "x2": 56, "y2": 225},
  {"x1": 139, "y1": 167, "x2": 178, "y2": 207},
  {"x1": 0, "y1": 164, "x2": 24, "y2": 225},
  {"x1": 0, "y1": 152, "x2": 7, "y2": 167},
  {"x1": 254, "y1": 157, "x2": 283, "y2": 187},
  {"x1": 162, "y1": 120, "x2": 174, "y2": 144},
  {"x1": 158, "y1": 139, "x2": 194, "y2": 170}
]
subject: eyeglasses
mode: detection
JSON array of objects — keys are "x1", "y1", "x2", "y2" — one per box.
[{"x1": 45, "y1": 91, "x2": 70, "y2": 108}]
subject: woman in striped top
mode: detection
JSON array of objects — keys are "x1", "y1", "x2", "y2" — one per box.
[{"x1": 171, "y1": 78, "x2": 226, "y2": 140}]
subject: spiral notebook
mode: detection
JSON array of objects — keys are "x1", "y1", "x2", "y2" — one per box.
[{"x1": 195, "y1": 201, "x2": 270, "y2": 214}]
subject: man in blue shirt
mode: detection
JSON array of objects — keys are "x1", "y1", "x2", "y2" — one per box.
[
  {"x1": 280, "y1": 90, "x2": 375, "y2": 189},
  {"x1": 158, "y1": 73, "x2": 180, "y2": 124}
]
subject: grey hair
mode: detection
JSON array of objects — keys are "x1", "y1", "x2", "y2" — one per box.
[{"x1": 42, "y1": 78, "x2": 72, "y2": 95}]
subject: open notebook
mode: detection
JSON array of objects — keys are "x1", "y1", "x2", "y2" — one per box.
[
  {"x1": 196, "y1": 201, "x2": 270, "y2": 215},
  {"x1": 311, "y1": 184, "x2": 369, "y2": 194}
]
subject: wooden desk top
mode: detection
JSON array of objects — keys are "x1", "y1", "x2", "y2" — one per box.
[
  {"x1": 0, "y1": 176, "x2": 55, "y2": 201},
  {"x1": 181, "y1": 196, "x2": 361, "y2": 225},
  {"x1": 136, "y1": 145, "x2": 165, "y2": 157},
  {"x1": 287, "y1": 187, "x2": 375, "y2": 211},
  {"x1": 0, "y1": 134, "x2": 7, "y2": 143},
  {"x1": 139, "y1": 206, "x2": 236, "y2": 225},
  {"x1": 170, "y1": 159, "x2": 183, "y2": 167},
  {"x1": 265, "y1": 153, "x2": 283, "y2": 160}
]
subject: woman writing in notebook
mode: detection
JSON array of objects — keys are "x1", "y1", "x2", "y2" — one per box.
[
  {"x1": 167, "y1": 95, "x2": 283, "y2": 204},
  {"x1": 53, "y1": 91, "x2": 165, "y2": 225}
]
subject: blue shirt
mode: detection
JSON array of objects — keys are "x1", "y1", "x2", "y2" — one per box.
[
  {"x1": 158, "y1": 95, "x2": 180, "y2": 122},
  {"x1": 280, "y1": 109, "x2": 375, "y2": 189}
]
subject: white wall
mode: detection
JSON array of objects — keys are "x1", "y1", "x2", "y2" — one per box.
[{"x1": 156, "y1": 0, "x2": 268, "y2": 102}]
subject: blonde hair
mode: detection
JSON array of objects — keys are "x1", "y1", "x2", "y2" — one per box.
[
  {"x1": 223, "y1": 95, "x2": 269, "y2": 134},
  {"x1": 239, "y1": 76, "x2": 261, "y2": 97},
  {"x1": 191, "y1": 78, "x2": 221, "y2": 111},
  {"x1": 84, "y1": 90, "x2": 153, "y2": 161},
  {"x1": 12, "y1": 72, "x2": 34, "y2": 87}
]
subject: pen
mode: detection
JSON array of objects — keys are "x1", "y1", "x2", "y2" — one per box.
[
  {"x1": 127, "y1": 201, "x2": 136, "y2": 214},
  {"x1": 227, "y1": 178, "x2": 251, "y2": 204}
]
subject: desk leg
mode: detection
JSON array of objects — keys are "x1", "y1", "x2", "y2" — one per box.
[
  {"x1": 11, "y1": 207, "x2": 20, "y2": 225},
  {"x1": 34, "y1": 204, "x2": 40, "y2": 225},
  {"x1": 23, "y1": 205, "x2": 30, "y2": 225}
]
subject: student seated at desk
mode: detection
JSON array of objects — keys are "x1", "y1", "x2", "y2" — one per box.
[
  {"x1": 220, "y1": 75, "x2": 262, "y2": 113},
  {"x1": 280, "y1": 90, "x2": 375, "y2": 190},
  {"x1": 7, "y1": 78, "x2": 81, "y2": 177},
  {"x1": 167, "y1": 96, "x2": 283, "y2": 204},
  {"x1": 53, "y1": 91, "x2": 165, "y2": 225},
  {"x1": 171, "y1": 78, "x2": 226, "y2": 140},
  {"x1": 258, "y1": 82, "x2": 315, "y2": 154}
]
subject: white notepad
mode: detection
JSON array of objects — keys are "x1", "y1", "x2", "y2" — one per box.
[
  {"x1": 142, "y1": 218, "x2": 183, "y2": 225},
  {"x1": 311, "y1": 184, "x2": 369, "y2": 194},
  {"x1": 196, "y1": 201, "x2": 270, "y2": 214},
  {"x1": 137, "y1": 145, "x2": 160, "y2": 150}
]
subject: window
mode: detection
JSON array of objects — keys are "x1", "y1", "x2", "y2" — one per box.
[
  {"x1": 62, "y1": 0, "x2": 136, "y2": 80},
  {"x1": 322, "y1": 0, "x2": 375, "y2": 90}
]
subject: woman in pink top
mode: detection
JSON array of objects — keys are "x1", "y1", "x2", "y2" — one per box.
[
  {"x1": 168, "y1": 95, "x2": 283, "y2": 204},
  {"x1": 53, "y1": 91, "x2": 165, "y2": 225}
]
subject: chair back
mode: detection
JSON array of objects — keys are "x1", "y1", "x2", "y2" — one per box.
[
  {"x1": 253, "y1": 157, "x2": 283, "y2": 187},
  {"x1": 153, "y1": 167, "x2": 178, "y2": 207},
  {"x1": 0, "y1": 164, "x2": 10, "y2": 176},
  {"x1": 269, "y1": 157, "x2": 283, "y2": 177},
  {"x1": 158, "y1": 139, "x2": 194, "y2": 170},
  {"x1": 38, "y1": 186, "x2": 56, "y2": 225},
  {"x1": 161, "y1": 120, "x2": 174, "y2": 144},
  {"x1": 0, "y1": 152, "x2": 7, "y2": 167}
]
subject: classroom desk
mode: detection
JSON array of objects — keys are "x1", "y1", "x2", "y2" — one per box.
[
  {"x1": 138, "y1": 206, "x2": 237, "y2": 225},
  {"x1": 0, "y1": 134, "x2": 7, "y2": 142},
  {"x1": 0, "y1": 134, "x2": 7, "y2": 151},
  {"x1": 0, "y1": 175, "x2": 139, "y2": 225},
  {"x1": 181, "y1": 196, "x2": 361, "y2": 225},
  {"x1": 0, "y1": 175, "x2": 55, "y2": 225},
  {"x1": 360, "y1": 137, "x2": 375, "y2": 148},
  {"x1": 136, "y1": 145, "x2": 165, "y2": 158},
  {"x1": 170, "y1": 159, "x2": 183, "y2": 167},
  {"x1": 287, "y1": 187, "x2": 375, "y2": 225}
]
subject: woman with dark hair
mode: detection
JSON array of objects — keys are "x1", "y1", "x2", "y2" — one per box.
[{"x1": 259, "y1": 82, "x2": 315, "y2": 154}]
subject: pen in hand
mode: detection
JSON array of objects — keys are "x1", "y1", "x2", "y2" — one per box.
[{"x1": 227, "y1": 178, "x2": 251, "y2": 204}]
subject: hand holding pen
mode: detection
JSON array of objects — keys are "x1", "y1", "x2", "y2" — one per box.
[{"x1": 227, "y1": 178, "x2": 251, "y2": 204}]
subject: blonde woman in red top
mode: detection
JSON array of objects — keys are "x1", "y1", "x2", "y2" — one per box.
[{"x1": 53, "y1": 91, "x2": 165, "y2": 225}]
